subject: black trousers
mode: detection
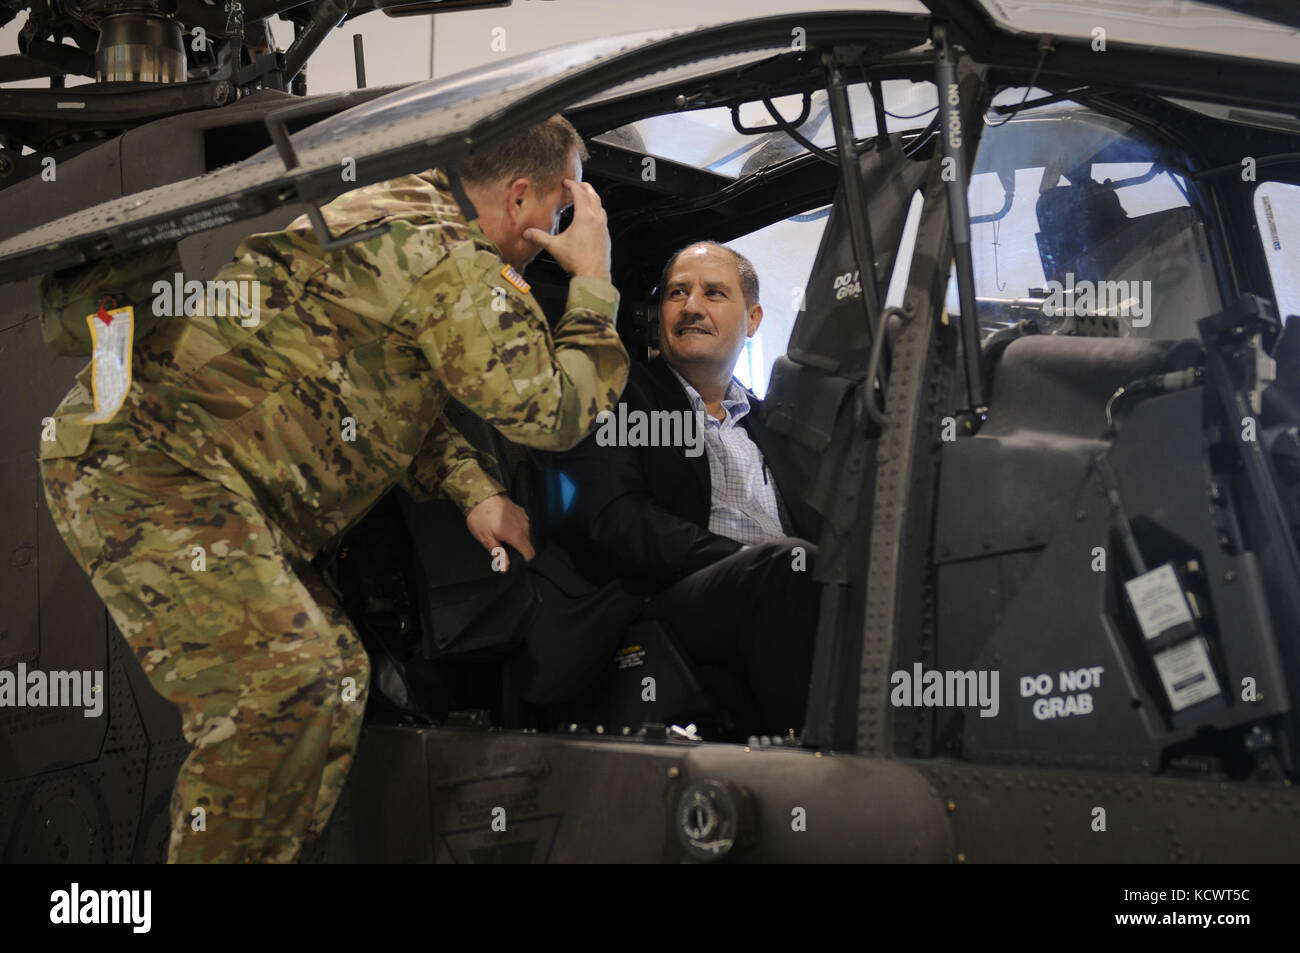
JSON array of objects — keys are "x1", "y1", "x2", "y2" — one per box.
[{"x1": 643, "y1": 537, "x2": 819, "y2": 734}]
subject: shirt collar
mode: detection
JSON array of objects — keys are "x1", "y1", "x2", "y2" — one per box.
[{"x1": 667, "y1": 364, "x2": 751, "y2": 424}]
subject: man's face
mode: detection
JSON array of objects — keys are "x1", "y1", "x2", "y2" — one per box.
[
  {"x1": 501, "y1": 150, "x2": 581, "y2": 270},
  {"x1": 658, "y1": 244, "x2": 762, "y2": 375}
]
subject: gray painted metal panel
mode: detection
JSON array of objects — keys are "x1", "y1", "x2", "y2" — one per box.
[{"x1": 338, "y1": 727, "x2": 954, "y2": 863}]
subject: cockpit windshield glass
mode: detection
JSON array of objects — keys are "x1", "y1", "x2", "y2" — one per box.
[
  {"x1": 596, "y1": 79, "x2": 938, "y2": 180},
  {"x1": 948, "y1": 89, "x2": 1222, "y2": 341}
]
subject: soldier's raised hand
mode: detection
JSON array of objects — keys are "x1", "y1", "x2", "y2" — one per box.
[{"x1": 523, "y1": 179, "x2": 611, "y2": 283}]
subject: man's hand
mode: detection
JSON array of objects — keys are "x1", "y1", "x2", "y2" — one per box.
[
  {"x1": 466, "y1": 492, "x2": 535, "y2": 571},
  {"x1": 523, "y1": 179, "x2": 611, "y2": 282}
]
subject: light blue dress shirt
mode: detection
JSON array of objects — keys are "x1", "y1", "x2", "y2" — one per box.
[{"x1": 669, "y1": 365, "x2": 785, "y2": 545}]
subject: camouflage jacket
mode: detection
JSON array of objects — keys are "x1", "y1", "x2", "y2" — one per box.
[{"x1": 40, "y1": 168, "x2": 628, "y2": 562}]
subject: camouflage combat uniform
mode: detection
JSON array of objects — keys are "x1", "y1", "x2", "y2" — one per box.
[{"x1": 38, "y1": 168, "x2": 628, "y2": 863}]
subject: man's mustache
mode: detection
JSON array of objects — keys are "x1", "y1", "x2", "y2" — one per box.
[{"x1": 673, "y1": 317, "x2": 714, "y2": 335}]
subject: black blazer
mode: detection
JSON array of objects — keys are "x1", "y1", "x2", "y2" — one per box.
[{"x1": 557, "y1": 355, "x2": 821, "y2": 591}]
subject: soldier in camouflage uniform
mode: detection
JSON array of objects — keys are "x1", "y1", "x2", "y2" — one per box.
[{"x1": 38, "y1": 116, "x2": 628, "y2": 863}]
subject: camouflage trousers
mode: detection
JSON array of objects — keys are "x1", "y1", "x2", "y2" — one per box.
[{"x1": 40, "y1": 443, "x2": 371, "y2": 863}]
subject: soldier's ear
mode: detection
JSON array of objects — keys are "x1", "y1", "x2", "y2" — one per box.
[{"x1": 505, "y1": 177, "x2": 529, "y2": 221}]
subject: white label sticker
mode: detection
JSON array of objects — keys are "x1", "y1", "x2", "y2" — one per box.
[
  {"x1": 1154, "y1": 637, "x2": 1222, "y2": 711},
  {"x1": 1124, "y1": 563, "x2": 1194, "y2": 639},
  {"x1": 83, "y1": 305, "x2": 134, "y2": 424}
]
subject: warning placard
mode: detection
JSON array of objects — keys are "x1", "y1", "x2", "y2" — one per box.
[
  {"x1": 1154, "y1": 637, "x2": 1222, "y2": 711},
  {"x1": 1124, "y1": 564, "x2": 1194, "y2": 640}
]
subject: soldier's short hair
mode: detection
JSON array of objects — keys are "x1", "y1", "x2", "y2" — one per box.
[
  {"x1": 659, "y1": 241, "x2": 760, "y2": 309},
  {"x1": 457, "y1": 115, "x2": 589, "y2": 192}
]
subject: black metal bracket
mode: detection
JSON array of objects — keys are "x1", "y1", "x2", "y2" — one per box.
[
  {"x1": 234, "y1": 49, "x2": 288, "y2": 91},
  {"x1": 264, "y1": 100, "x2": 390, "y2": 251},
  {"x1": 730, "y1": 91, "x2": 811, "y2": 134},
  {"x1": 1203, "y1": 293, "x2": 1282, "y2": 355}
]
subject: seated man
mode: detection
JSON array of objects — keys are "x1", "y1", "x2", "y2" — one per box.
[{"x1": 557, "y1": 241, "x2": 822, "y2": 734}]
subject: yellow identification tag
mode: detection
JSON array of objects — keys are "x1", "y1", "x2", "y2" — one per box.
[
  {"x1": 500, "y1": 265, "x2": 531, "y2": 294},
  {"x1": 83, "y1": 304, "x2": 134, "y2": 423}
]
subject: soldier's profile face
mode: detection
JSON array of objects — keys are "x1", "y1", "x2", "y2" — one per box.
[
  {"x1": 658, "y1": 244, "x2": 762, "y2": 374},
  {"x1": 509, "y1": 149, "x2": 582, "y2": 269}
]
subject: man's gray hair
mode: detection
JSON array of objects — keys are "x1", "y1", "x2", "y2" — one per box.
[{"x1": 658, "y1": 241, "x2": 760, "y2": 309}]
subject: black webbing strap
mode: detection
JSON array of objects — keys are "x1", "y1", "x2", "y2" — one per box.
[{"x1": 444, "y1": 168, "x2": 479, "y2": 224}]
